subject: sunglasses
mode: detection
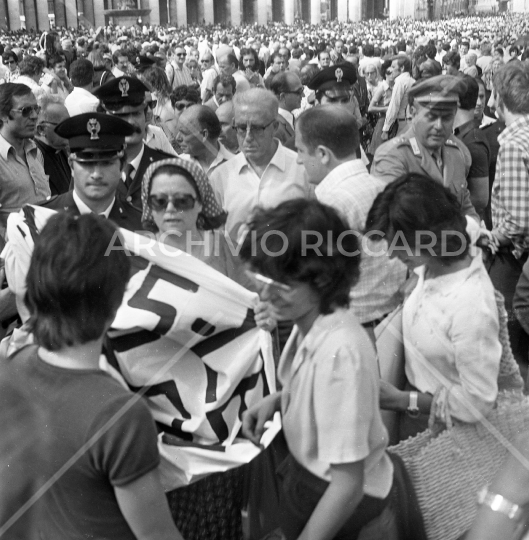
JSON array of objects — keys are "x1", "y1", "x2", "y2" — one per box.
[
  {"x1": 174, "y1": 101, "x2": 194, "y2": 111},
  {"x1": 284, "y1": 87, "x2": 304, "y2": 96},
  {"x1": 148, "y1": 193, "x2": 197, "y2": 211},
  {"x1": 146, "y1": 99, "x2": 158, "y2": 110},
  {"x1": 244, "y1": 270, "x2": 292, "y2": 294},
  {"x1": 11, "y1": 105, "x2": 40, "y2": 117},
  {"x1": 176, "y1": 53, "x2": 187, "y2": 57}
]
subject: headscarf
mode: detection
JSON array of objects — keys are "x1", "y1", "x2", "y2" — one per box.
[{"x1": 141, "y1": 157, "x2": 227, "y2": 231}]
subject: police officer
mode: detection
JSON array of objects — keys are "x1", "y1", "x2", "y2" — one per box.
[
  {"x1": 371, "y1": 75, "x2": 479, "y2": 222},
  {"x1": 307, "y1": 64, "x2": 365, "y2": 160},
  {"x1": 40, "y1": 112, "x2": 143, "y2": 231},
  {"x1": 93, "y1": 76, "x2": 173, "y2": 210}
]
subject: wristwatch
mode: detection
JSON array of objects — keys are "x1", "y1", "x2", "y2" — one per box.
[
  {"x1": 406, "y1": 391, "x2": 420, "y2": 418},
  {"x1": 477, "y1": 487, "x2": 524, "y2": 521}
]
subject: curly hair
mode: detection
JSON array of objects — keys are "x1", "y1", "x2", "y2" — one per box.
[
  {"x1": 170, "y1": 85, "x2": 200, "y2": 107},
  {"x1": 142, "y1": 66, "x2": 171, "y2": 100},
  {"x1": 240, "y1": 199, "x2": 361, "y2": 315}
]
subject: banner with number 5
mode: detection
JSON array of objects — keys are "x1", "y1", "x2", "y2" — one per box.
[{"x1": 3, "y1": 206, "x2": 277, "y2": 489}]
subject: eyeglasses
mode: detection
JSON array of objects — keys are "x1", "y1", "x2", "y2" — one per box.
[
  {"x1": 244, "y1": 270, "x2": 292, "y2": 294},
  {"x1": 148, "y1": 193, "x2": 197, "y2": 212},
  {"x1": 232, "y1": 119, "x2": 275, "y2": 137},
  {"x1": 5, "y1": 60, "x2": 16, "y2": 65},
  {"x1": 146, "y1": 99, "x2": 158, "y2": 110},
  {"x1": 176, "y1": 53, "x2": 187, "y2": 57},
  {"x1": 201, "y1": 59, "x2": 212, "y2": 63},
  {"x1": 284, "y1": 87, "x2": 304, "y2": 96},
  {"x1": 174, "y1": 101, "x2": 194, "y2": 111},
  {"x1": 11, "y1": 105, "x2": 40, "y2": 117}
]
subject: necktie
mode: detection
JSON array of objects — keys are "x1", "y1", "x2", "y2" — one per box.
[
  {"x1": 432, "y1": 151, "x2": 443, "y2": 174},
  {"x1": 123, "y1": 164, "x2": 135, "y2": 190}
]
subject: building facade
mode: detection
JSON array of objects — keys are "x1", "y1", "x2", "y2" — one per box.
[{"x1": 0, "y1": 0, "x2": 385, "y2": 32}]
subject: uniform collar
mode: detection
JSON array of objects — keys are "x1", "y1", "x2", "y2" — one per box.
[{"x1": 73, "y1": 189, "x2": 115, "y2": 218}]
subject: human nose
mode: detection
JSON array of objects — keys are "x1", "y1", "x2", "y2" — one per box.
[{"x1": 434, "y1": 117, "x2": 443, "y2": 130}]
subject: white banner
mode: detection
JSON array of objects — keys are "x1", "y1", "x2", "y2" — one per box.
[{"x1": 3, "y1": 206, "x2": 278, "y2": 490}]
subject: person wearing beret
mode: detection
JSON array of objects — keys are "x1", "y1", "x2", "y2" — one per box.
[
  {"x1": 371, "y1": 75, "x2": 479, "y2": 223},
  {"x1": 93, "y1": 76, "x2": 174, "y2": 210},
  {"x1": 39, "y1": 112, "x2": 143, "y2": 232}
]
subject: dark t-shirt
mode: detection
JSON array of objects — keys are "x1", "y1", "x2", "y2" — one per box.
[
  {"x1": 456, "y1": 120, "x2": 490, "y2": 179},
  {"x1": 4, "y1": 346, "x2": 160, "y2": 540}
]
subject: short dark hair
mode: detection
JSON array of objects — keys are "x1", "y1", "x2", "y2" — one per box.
[
  {"x1": 170, "y1": 85, "x2": 200, "y2": 107},
  {"x1": 459, "y1": 75, "x2": 479, "y2": 110},
  {"x1": 220, "y1": 52, "x2": 238, "y2": 68},
  {"x1": 270, "y1": 71, "x2": 294, "y2": 97},
  {"x1": 494, "y1": 60, "x2": 529, "y2": 115},
  {"x1": 48, "y1": 53, "x2": 66, "y2": 69},
  {"x1": 443, "y1": 51, "x2": 461, "y2": 69},
  {"x1": 69, "y1": 59, "x2": 94, "y2": 86},
  {"x1": 240, "y1": 199, "x2": 361, "y2": 315},
  {"x1": 297, "y1": 105, "x2": 360, "y2": 159},
  {"x1": 193, "y1": 104, "x2": 222, "y2": 139},
  {"x1": 392, "y1": 54, "x2": 412, "y2": 73},
  {"x1": 380, "y1": 59, "x2": 392, "y2": 79},
  {"x1": 2, "y1": 51, "x2": 18, "y2": 63},
  {"x1": 112, "y1": 49, "x2": 128, "y2": 64},
  {"x1": 19, "y1": 56, "x2": 44, "y2": 77},
  {"x1": 363, "y1": 43, "x2": 374, "y2": 57},
  {"x1": 365, "y1": 173, "x2": 470, "y2": 263},
  {"x1": 0, "y1": 82, "x2": 32, "y2": 120},
  {"x1": 213, "y1": 73, "x2": 236, "y2": 93},
  {"x1": 25, "y1": 213, "x2": 130, "y2": 351}
]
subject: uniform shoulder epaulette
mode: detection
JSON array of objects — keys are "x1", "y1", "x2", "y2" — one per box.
[{"x1": 39, "y1": 195, "x2": 59, "y2": 207}]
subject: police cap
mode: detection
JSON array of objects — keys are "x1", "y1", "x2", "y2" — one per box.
[
  {"x1": 55, "y1": 112, "x2": 134, "y2": 162},
  {"x1": 408, "y1": 75, "x2": 462, "y2": 111},
  {"x1": 307, "y1": 64, "x2": 357, "y2": 99},
  {"x1": 93, "y1": 76, "x2": 148, "y2": 113}
]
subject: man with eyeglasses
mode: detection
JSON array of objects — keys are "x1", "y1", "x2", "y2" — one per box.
[
  {"x1": 34, "y1": 94, "x2": 71, "y2": 196},
  {"x1": 0, "y1": 51, "x2": 19, "y2": 83},
  {"x1": 209, "y1": 88, "x2": 310, "y2": 243},
  {"x1": 94, "y1": 76, "x2": 173, "y2": 210},
  {"x1": 0, "y1": 83, "x2": 49, "y2": 241},
  {"x1": 270, "y1": 71, "x2": 303, "y2": 146},
  {"x1": 167, "y1": 46, "x2": 193, "y2": 91}
]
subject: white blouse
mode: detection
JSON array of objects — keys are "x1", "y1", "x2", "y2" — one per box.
[{"x1": 403, "y1": 254, "x2": 501, "y2": 422}]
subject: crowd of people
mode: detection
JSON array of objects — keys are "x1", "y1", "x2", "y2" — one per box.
[{"x1": 1, "y1": 11, "x2": 529, "y2": 540}]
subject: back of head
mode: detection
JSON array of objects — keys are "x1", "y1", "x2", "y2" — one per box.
[
  {"x1": 19, "y1": 55, "x2": 44, "y2": 77},
  {"x1": 233, "y1": 87, "x2": 278, "y2": 117},
  {"x1": 25, "y1": 213, "x2": 130, "y2": 351},
  {"x1": 363, "y1": 43, "x2": 374, "y2": 57},
  {"x1": 494, "y1": 60, "x2": 529, "y2": 115},
  {"x1": 365, "y1": 173, "x2": 469, "y2": 262},
  {"x1": 240, "y1": 198, "x2": 360, "y2": 314},
  {"x1": 270, "y1": 71, "x2": 295, "y2": 97},
  {"x1": 70, "y1": 58, "x2": 94, "y2": 87},
  {"x1": 443, "y1": 50, "x2": 460, "y2": 69},
  {"x1": 459, "y1": 75, "x2": 479, "y2": 110},
  {"x1": 184, "y1": 104, "x2": 221, "y2": 140},
  {"x1": 297, "y1": 104, "x2": 359, "y2": 159}
]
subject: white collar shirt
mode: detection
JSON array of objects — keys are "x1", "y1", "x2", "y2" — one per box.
[
  {"x1": 73, "y1": 190, "x2": 114, "y2": 218},
  {"x1": 209, "y1": 141, "x2": 310, "y2": 242}
]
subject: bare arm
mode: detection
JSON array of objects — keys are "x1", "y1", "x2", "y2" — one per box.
[
  {"x1": 115, "y1": 468, "x2": 184, "y2": 540},
  {"x1": 466, "y1": 432, "x2": 529, "y2": 540},
  {"x1": 368, "y1": 85, "x2": 388, "y2": 114},
  {"x1": 297, "y1": 461, "x2": 365, "y2": 540},
  {"x1": 467, "y1": 175, "x2": 490, "y2": 217}
]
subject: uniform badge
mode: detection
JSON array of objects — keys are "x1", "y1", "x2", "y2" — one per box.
[
  {"x1": 119, "y1": 78, "x2": 129, "y2": 97},
  {"x1": 87, "y1": 118, "x2": 101, "y2": 140},
  {"x1": 335, "y1": 68, "x2": 343, "y2": 83},
  {"x1": 409, "y1": 137, "x2": 421, "y2": 156}
]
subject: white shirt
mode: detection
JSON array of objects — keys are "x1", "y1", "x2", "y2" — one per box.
[
  {"x1": 73, "y1": 190, "x2": 114, "y2": 218},
  {"x1": 64, "y1": 87, "x2": 99, "y2": 117},
  {"x1": 179, "y1": 141, "x2": 235, "y2": 177},
  {"x1": 383, "y1": 71, "x2": 415, "y2": 132},
  {"x1": 209, "y1": 141, "x2": 310, "y2": 242},
  {"x1": 279, "y1": 309, "x2": 394, "y2": 495},
  {"x1": 122, "y1": 145, "x2": 145, "y2": 184},
  {"x1": 315, "y1": 160, "x2": 407, "y2": 323},
  {"x1": 403, "y1": 254, "x2": 501, "y2": 423}
]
